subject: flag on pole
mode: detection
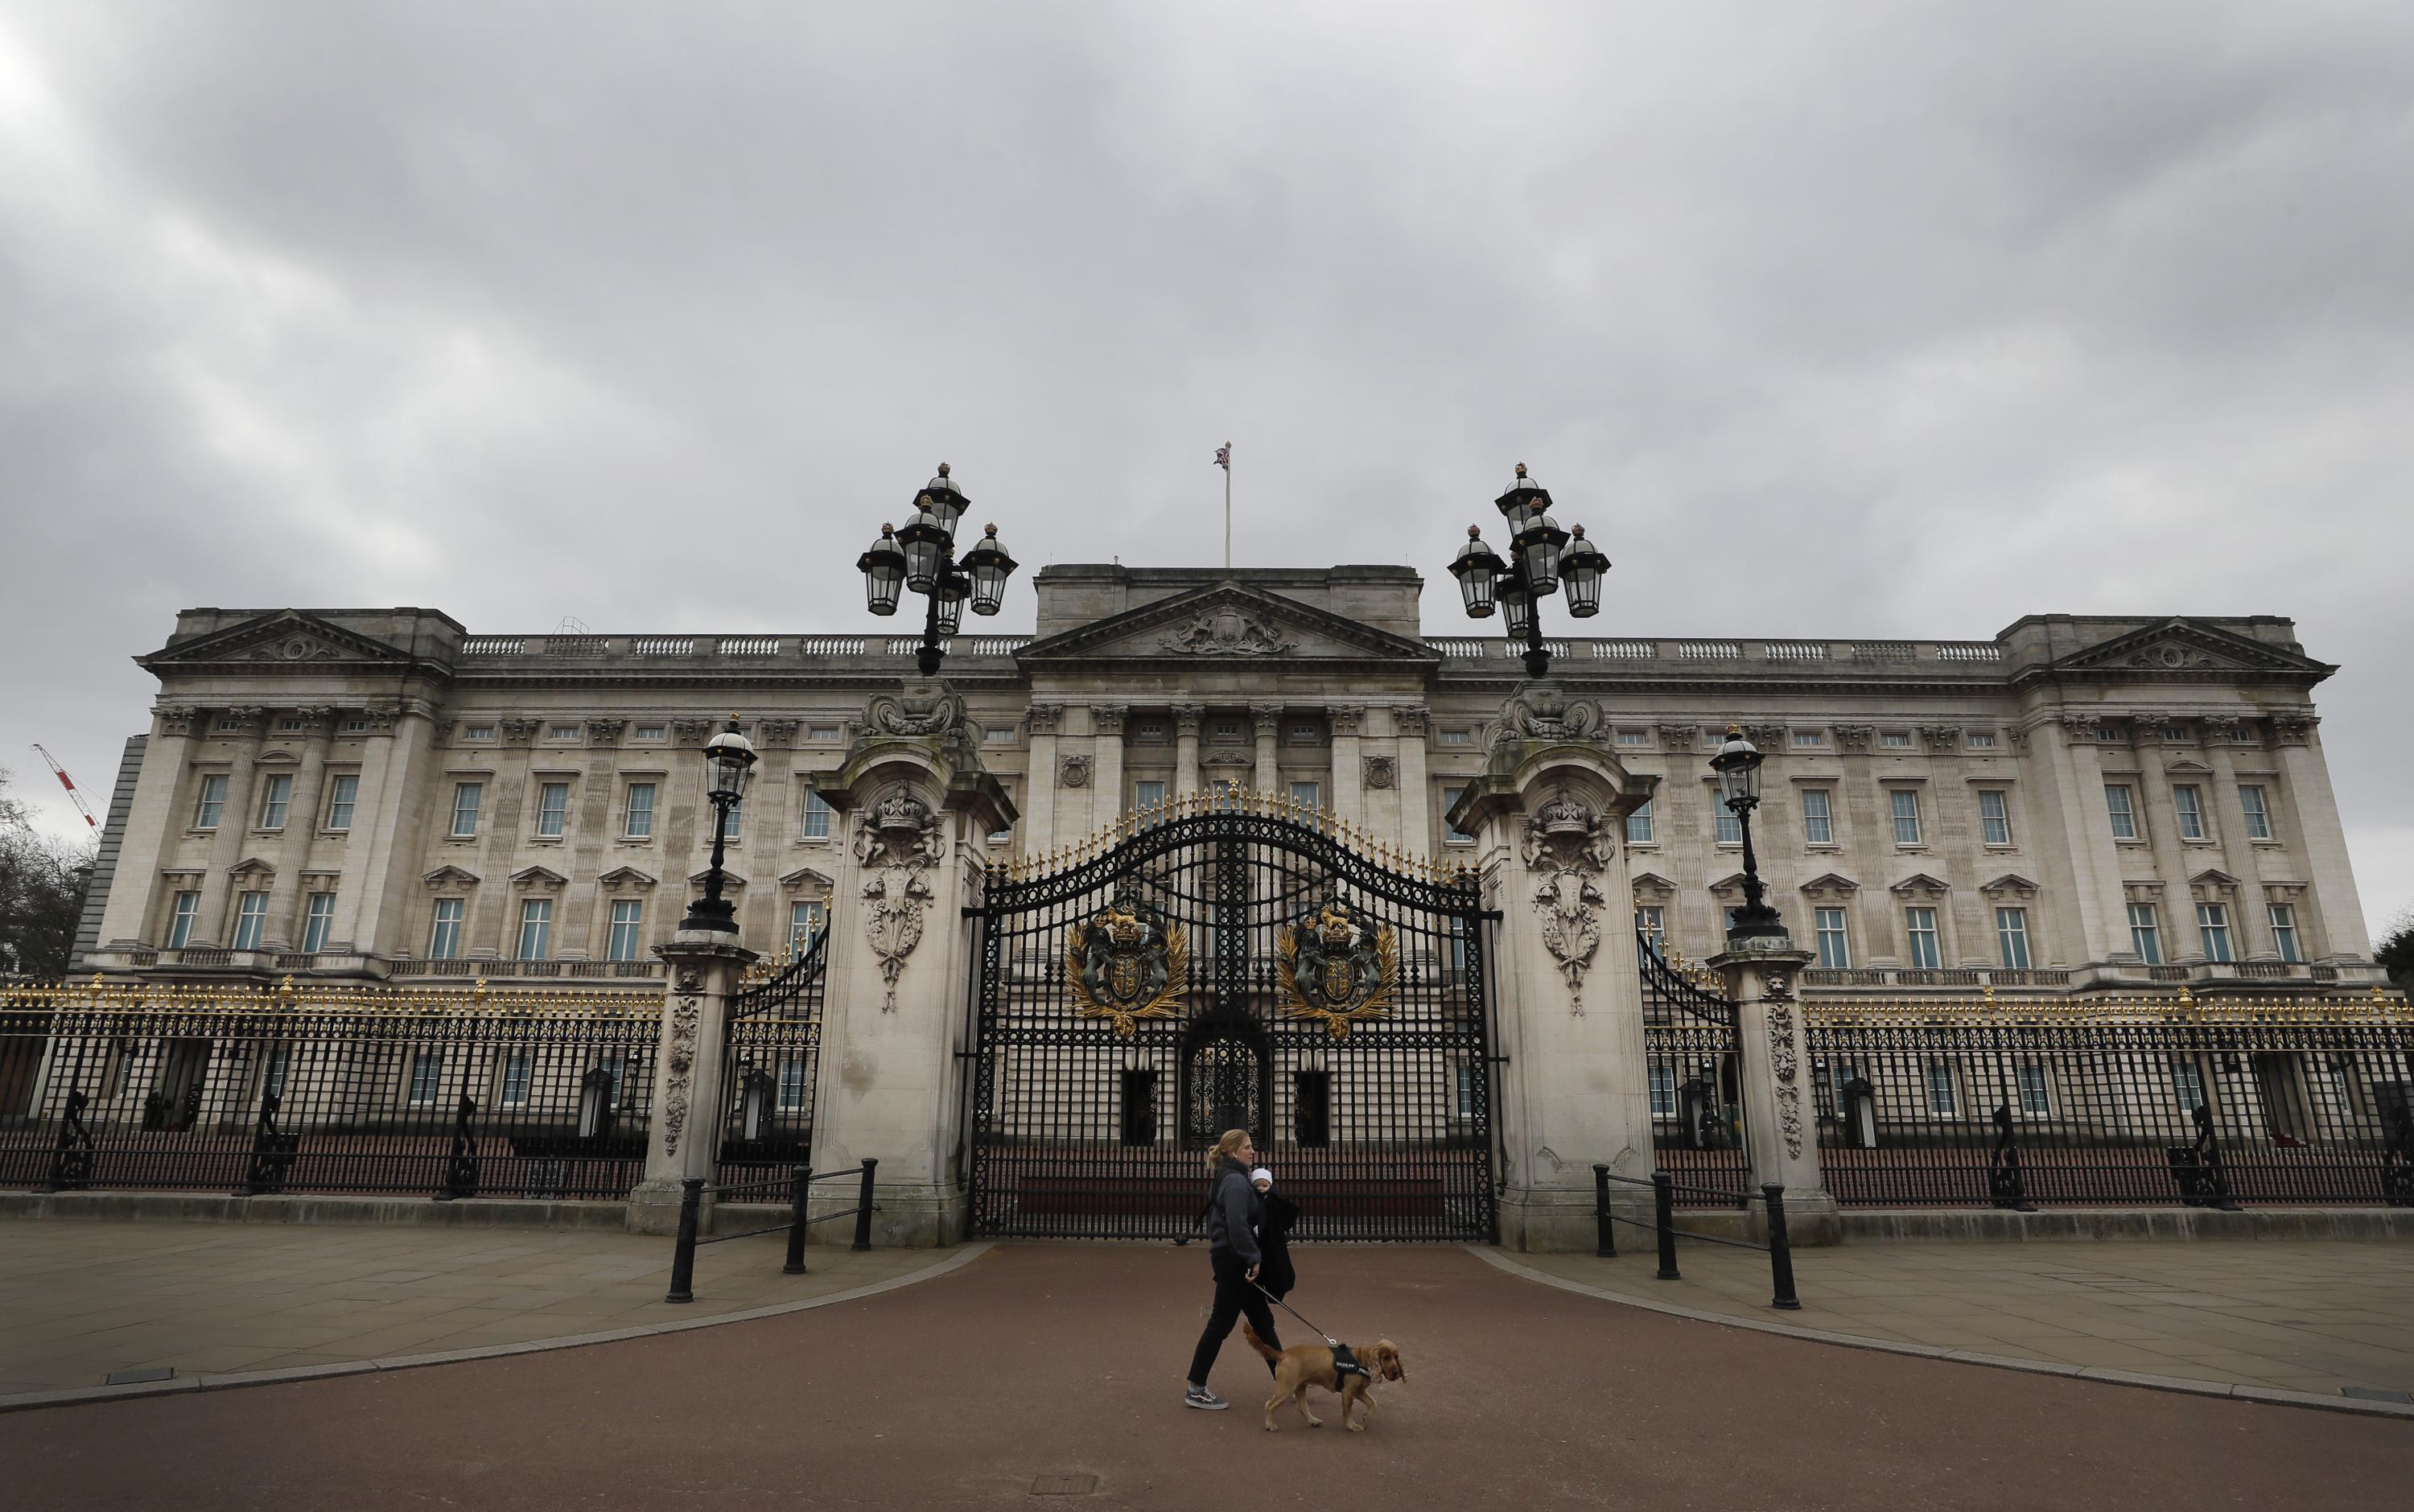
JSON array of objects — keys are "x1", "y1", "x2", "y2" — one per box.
[{"x1": 1213, "y1": 444, "x2": 1230, "y2": 471}]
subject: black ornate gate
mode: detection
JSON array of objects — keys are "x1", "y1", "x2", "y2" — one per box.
[
  {"x1": 968, "y1": 802, "x2": 1494, "y2": 1242},
  {"x1": 716, "y1": 927, "x2": 826, "y2": 1186},
  {"x1": 1640, "y1": 938, "x2": 1749, "y2": 1201}
]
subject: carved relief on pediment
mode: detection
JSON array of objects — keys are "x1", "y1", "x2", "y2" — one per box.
[{"x1": 1160, "y1": 608, "x2": 1296, "y2": 657}]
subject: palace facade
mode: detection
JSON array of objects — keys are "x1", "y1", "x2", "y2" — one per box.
[{"x1": 76, "y1": 563, "x2": 2383, "y2": 1001}]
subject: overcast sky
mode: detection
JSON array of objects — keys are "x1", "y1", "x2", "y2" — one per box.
[{"x1": 1, "y1": 2, "x2": 2408, "y2": 942}]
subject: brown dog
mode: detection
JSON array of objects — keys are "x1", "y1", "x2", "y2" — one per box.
[{"x1": 1241, "y1": 1323, "x2": 1405, "y2": 1432}]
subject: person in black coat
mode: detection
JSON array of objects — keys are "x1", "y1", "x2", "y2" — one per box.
[{"x1": 1181, "y1": 1129, "x2": 1283, "y2": 1411}]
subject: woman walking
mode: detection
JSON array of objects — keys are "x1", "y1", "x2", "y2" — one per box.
[{"x1": 1182, "y1": 1128, "x2": 1283, "y2": 1411}]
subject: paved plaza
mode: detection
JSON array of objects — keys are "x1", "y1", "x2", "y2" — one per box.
[{"x1": 1, "y1": 1238, "x2": 2409, "y2": 1510}]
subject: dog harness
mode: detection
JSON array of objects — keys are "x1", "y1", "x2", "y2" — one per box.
[{"x1": 1254, "y1": 1281, "x2": 1370, "y2": 1386}]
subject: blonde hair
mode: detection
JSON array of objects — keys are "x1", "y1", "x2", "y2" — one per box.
[{"x1": 1206, "y1": 1127, "x2": 1250, "y2": 1175}]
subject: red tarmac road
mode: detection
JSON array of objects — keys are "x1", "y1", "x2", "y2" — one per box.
[{"x1": 2, "y1": 1243, "x2": 2408, "y2": 1510}]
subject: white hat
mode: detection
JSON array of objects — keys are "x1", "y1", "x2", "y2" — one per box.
[{"x1": 1250, "y1": 1167, "x2": 1274, "y2": 1185}]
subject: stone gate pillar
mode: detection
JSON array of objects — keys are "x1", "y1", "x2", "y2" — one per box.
[
  {"x1": 805, "y1": 679, "x2": 1015, "y2": 1246},
  {"x1": 627, "y1": 932, "x2": 760, "y2": 1234},
  {"x1": 1708, "y1": 941, "x2": 1836, "y2": 1240},
  {"x1": 1449, "y1": 682, "x2": 1658, "y2": 1251}
]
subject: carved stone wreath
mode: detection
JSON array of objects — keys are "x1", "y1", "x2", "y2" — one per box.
[
  {"x1": 855, "y1": 787, "x2": 944, "y2": 1011},
  {"x1": 1060, "y1": 754, "x2": 1093, "y2": 789},
  {"x1": 1361, "y1": 755, "x2": 1397, "y2": 790},
  {"x1": 1522, "y1": 789, "x2": 1615, "y2": 1015}
]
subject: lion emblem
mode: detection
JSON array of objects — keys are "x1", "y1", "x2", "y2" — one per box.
[
  {"x1": 1276, "y1": 900, "x2": 1399, "y2": 1040},
  {"x1": 1065, "y1": 888, "x2": 1189, "y2": 1036}
]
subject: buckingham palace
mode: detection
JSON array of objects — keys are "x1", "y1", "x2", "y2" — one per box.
[{"x1": 73, "y1": 561, "x2": 2381, "y2": 1002}]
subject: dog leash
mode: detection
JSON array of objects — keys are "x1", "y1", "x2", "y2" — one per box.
[{"x1": 1252, "y1": 1282, "x2": 1341, "y2": 1349}]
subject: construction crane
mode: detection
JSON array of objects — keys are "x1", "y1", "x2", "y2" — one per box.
[{"x1": 31, "y1": 744, "x2": 100, "y2": 830}]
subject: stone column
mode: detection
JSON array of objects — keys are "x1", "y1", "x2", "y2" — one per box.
[
  {"x1": 336, "y1": 704, "x2": 437, "y2": 958},
  {"x1": 2270, "y1": 713, "x2": 2371, "y2": 959},
  {"x1": 1329, "y1": 705, "x2": 1365, "y2": 828},
  {"x1": 1172, "y1": 703, "x2": 1203, "y2": 798},
  {"x1": 1023, "y1": 702, "x2": 1063, "y2": 855},
  {"x1": 266, "y1": 709, "x2": 335, "y2": 949},
  {"x1": 1250, "y1": 703, "x2": 1281, "y2": 796},
  {"x1": 192, "y1": 707, "x2": 267, "y2": 946},
  {"x1": 96, "y1": 705, "x2": 200, "y2": 950},
  {"x1": 626, "y1": 932, "x2": 760, "y2": 1234},
  {"x1": 1395, "y1": 705, "x2": 1435, "y2": 859},
  {"x1": 1453, "y1": 686, "x2": 1656, "y2": 1251},
  {"x1": 2049, "y1": 715, "x2": 2135, "y2": 967},
  {"x1": 2201, "y1": 734, "x2": 2275, "y2": 958},
  {"x1": 1359, "y1": 708, "x2": 1403, "y2": 847},
  {"x1": 1091, "y1": 703, "x2": 1128, "y2": 828},
  {"x1": 1708, "y1": 941, "x2": 1833, "y2": 1236},
  {"x1": 807, "y1": 698, "x2": 1015, "y2": 1246}
]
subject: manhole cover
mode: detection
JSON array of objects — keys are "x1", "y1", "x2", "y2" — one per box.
[
  {"x1": 1031, "y1": 1473, "x2": 1098, "y2": 1496},
  {"x1": 104, "y1": 1367, "x2": 176, "y2": 1386}
]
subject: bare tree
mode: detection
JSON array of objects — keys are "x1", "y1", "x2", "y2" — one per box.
[{"x1": 0, "y1": 768, "x2": 97, "y2": 978}]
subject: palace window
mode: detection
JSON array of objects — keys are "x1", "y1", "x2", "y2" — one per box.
[
  {"x1": 789, "y1": 900, "x2": 826, "y2": 950},
  {"x1": 548, "y1": 725, "x2": 580, "y2": 742},
  {"x1": 1291, "y1": 723, "x2": 1317, "y2": 740},
  {"x1": 464, "y1": 724, "x2": 496, "y2": 741},
  {"x1": 809, "y1": 725, "x2": 842, "y2": 743},
  {"x1": 1289, "y1": 781, "x2": 1320, "y2": 811},
  {"x1": 1968, "y1": 731, "x2": 1997, "y2": 748},
  {"x1": 450, "y1": 782, "x2": 483, "y2": 838},
  {"x1": 2196, "y1": 902, "x2": 2233, "y2": 963},
  {"x1": 428, "y1": 899, "x2": 464, "y2": 958},
  {"x1": 325, "y1": 774, "x2": 359, "y2": 830},
  {"x1": 167, "y1": 892, "x2": 200, "y2": 950},
  {"x1": 1792, "y1": 731, "x2": 1823, "y2": 748},
  {"x1": 719, "y1": 797, "x2": 744, "y2": 841},
  {"x1": 1439, "y1": 729, "x2": 1474, "y2": 746},
  {"x1": 2017, "y1": 1063, "x2": 2051, "y2": 1115},
  {"x1": 2128, "y1": 903, "x2": 2163, "y2": 965},
  {"x1": 1926, "y1": 1063, "x2": 1959, "y2": 1116},
  {"x1": 2173, "y1": 785, "x2": 2207, "y2": 841},
  {"x1": 2171, "y1": 1059, "x2": 2206, "y2": 1114},
  {"x1": 194, "y1": 773, "x2": 229, "y2": 830},
  {"x1": 303, "y1": 893, "x2": 336, "y2": 954},
  {"x1": 500, "y1": 1052, "x2": 533, "y2": 1107},
  {"x1": 801, "y1": 790, "x2": 834, "y2": 840},
  {"x1": 606, "y1": 900, "x2": 644, "y2": 962},
  {"x1": 2268, "y1": 904, "x2": 2301, "y2": 964},
  {"x1": 1453, "y1": 1064, "x2": 1477, "y2": 1121},
  {"x1": 2239, "y1": 785, "x2": 2272, "y2": 840},
  {"x1": 1996, "y1": 908, "x2": 2032, "y2": 970},
  {"x1": 232, "y1": 892, "x2": 269, "y2": 950},
  {"x1": 985, "y1": 726, "x2": 1015, "y2": 743},
  {"x1": 1880, "y1": 731, "x2": 1912, "y2": 748},
  {"x1": 1625, "y1": 799, "x2": 1655, "y2": 845},
  {"x1": 624, "y1": 782, "x2": 656, "y2": 838},
  {"x1": 1636, "y1": 905, "x2": 1666, "y2": 954},
  {"x1": 1978, "y1": 789, "x2": 2012, "y2": 847},
  {"x1": 259, "y1": 774, "x2": 292, "y2": 830},
  {"x1": 1134, "y1": 779, "x2": 1166, "y2": 815},
  {"x1": 517, "y1": 898, "x2": 553, "y2": 959},
  {"x1": 1713, "y1": 792, "x2": 1741, "y2": 845},
  {"x1": 1801, "y1": 789, "x2": 1833, "y2": 846},
  {"x1": 2161, "y1": 725, "x2": 2189, "y2": 743},
  {"x1": 1889, "y1": 789, "x2": 1923, "y2": 846},
  {"x1": 1649, "y1": 1063, "x2": 1677, "y2": 1118},
  {"x1": 1904, "y1": 907, "x2": 1941, "y2": 970},
  {"x1": 2104, "y1": 784, "x2": 2139, "y2": 840},
  {"x1": 1443, "y1": 787, "x2": 1474, "y2": 844},
  {"x1": 777, "y1": 1055, "x2": 812, "y2": 1110},
  {"x1": 636, "y1": 724, "x2": 666, "y2": 741},
  {"x1": 535, "y1": 781, "x2": 571, "y2": 837},
  {"x1": 1617, "y1": 729, "x2": 1647, "y2": 746},
  {"x1": 408, "y1": 1051, "x2": 445, "y2": 1106},
  {"x1": 1815, "y1": 908, "x2": 1850, "y2": 970}
]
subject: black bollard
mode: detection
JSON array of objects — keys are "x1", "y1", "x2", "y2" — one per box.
[
  {"x1": 852, "y1": 1157, "x2": 880, "y2": 1251},
  {"x1": 1763, "y1": 1184, "x2": 1800, "y2": 1310},
  {"x1": 784, "y1": 1163, "x2": 813, "y2": 1275},
  {"x1": 1653, "y1": 1171, "x2": 1680, "y2": 1281},
  {"x1": 1592, "y1": 1164, "x2": 1616, "y2": 1259},
  {"x1": 664, "y1": 1177, "x2": 704, "y2": 1304}
]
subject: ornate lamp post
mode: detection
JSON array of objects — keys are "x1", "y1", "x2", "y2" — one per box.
[
  {"x1": 1709, "y1": 723, "x2": 1787, "y2": 942},
  {"x1": 681, "y1": 716, "x2": 758, "y2": 933},
  {"x1": 1446, "y1": 463, "x2": 1610, "y2": 678},
  {"x1": 855, "y1": 463, "x2": 1019, "y2": 676}
]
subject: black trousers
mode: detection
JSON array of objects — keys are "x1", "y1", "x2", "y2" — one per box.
[{"x1": 1186, "y1": 1258, "x2": 1283, "y2": 1387}]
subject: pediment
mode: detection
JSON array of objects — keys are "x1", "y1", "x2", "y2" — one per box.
[
  {"x1": 688, "y1": 868, "x2": 748, "y2": 888},
  {"x1": 143, "y1": 611, "x2": 415, "y2": 669},
  {"x1": 2033, "y1": 619, "x2": 2332, "y2": 685},
  {"x1": 509, "y1": 865, "x2": 568, "y2": 891},
  {"x1": 2189, "y1": 868, "x2": 2241, "y2": 889},
  {"x1": 1798, "y1": 872, "x2": 1860, "y2": 896},
  {"x1": 227, "y1": 856, "x2": 276, "y2": 881},
  {"x1": 1016, "y1": 583, "x2": 1440, "y2": 667},
  {"x1": 2164, "y1": 758, "x2": 2214, "y2": 775},
  {"x1": 597, "y1": 866, "x2": 658, "y2": 891},
  {"x1": 1629, "y1": 871, "x2": 1676, "y2": 900},
  {"x1": 1889, "y1": 871, "x2": 1952, "y2": 897},
  {"x1": 779, "y1": 867, "x2": 834, "y2": 891},
  {"x1": 1980, "y1": 873, "x2": 2041, "y2": 898},
  {"x1": 422, "y1": 865, "x2": 480, "y2": 890},
  {"x1": 1707, "y1": 872, "x2": 1749, "y2": 896}
]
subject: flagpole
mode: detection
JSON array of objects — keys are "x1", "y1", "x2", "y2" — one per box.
[{"x1": 1223, "y1": 439, "x2": 1232, "y2": 570}]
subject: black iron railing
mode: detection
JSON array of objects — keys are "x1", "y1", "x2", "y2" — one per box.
[
  {"x1": 1592, "y1": 1166, "x2": 1800, "y2": 1310},
  {"x1": 663, "y1": 1159, "x2": 880, "y2": 1304}
]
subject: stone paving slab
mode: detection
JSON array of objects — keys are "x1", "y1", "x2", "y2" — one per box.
[
  {"x1": 1503, "y1": 1236, "x2": 2414, "y2": 1400},
  {"x1": 0, "y1": 1217, "x2": 959, "y2": 1399}
]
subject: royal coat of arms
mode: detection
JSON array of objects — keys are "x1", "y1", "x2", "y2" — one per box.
[
  {"x1": 1276, "y1": 900, "x2": 1399, "y2": 1040},
  {"x1": 1065, "y1": 888, "x2": 1190, "y2": 1036}
]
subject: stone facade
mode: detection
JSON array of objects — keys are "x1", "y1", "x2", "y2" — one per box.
[{"x1": 80, "y1": 567, "x2": 2383, "y2": 1001}]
